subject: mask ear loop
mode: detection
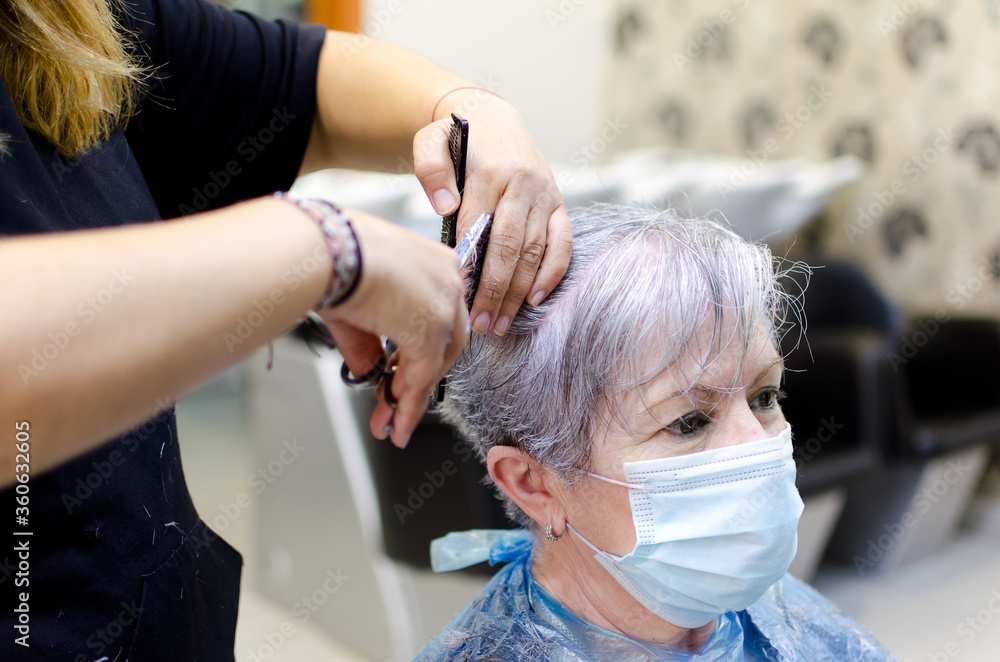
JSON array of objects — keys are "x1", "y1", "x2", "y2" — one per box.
[
  {"x1": 567, "y1": 474, "x2": 654, "y2": 557},
  {"x1": 585, "y1": 471, "x2": 654, "y2": 491},
  {"x1": 565, "y1": 522, "x2": 605, "y2": 555},
  {"x1": 564, "y1": 522, "x2": 632, "y2": 564}
]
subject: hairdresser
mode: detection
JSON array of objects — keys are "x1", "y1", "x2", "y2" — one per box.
[{"x1": 0, "y1": 0, "x2": 570, "y2": 657}]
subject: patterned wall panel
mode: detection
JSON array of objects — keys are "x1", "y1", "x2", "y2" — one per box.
[{"x1": 608, "y1": 0, "x2": 1000, "y2": 316}]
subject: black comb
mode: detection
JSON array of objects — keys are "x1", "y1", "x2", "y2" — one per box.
[
  {"x1": 441, "y1": 113, "x2": 469, "y2": 248},
  {"x1": 437, "y1": 114, "x2": 471, "y2": 402}
]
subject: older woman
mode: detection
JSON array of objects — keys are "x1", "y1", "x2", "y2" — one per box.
[{"x1": 419, "y1": 205, "x2": 895, "y2": 661}]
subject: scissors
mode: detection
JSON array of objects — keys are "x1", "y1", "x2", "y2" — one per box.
[{"x1": 340, "y1": 211, "x2": 494, "y2": 436}]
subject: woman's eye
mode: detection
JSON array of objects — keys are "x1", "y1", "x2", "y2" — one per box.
[
  {"x1": 752, "y1": 387, "x2": 786, "y2": 412},
  {"x1": 665, "y1": 411, "x2": 712, "y2": 436}
]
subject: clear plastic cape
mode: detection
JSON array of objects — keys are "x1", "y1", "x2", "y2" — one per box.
[{"x1": 417, "y1": 530, "x2": 897, "y2": 662}]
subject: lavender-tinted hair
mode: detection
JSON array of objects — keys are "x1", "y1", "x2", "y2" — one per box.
[{"x1": 441, "y1": 204, "x2": 805, "y2": 528}]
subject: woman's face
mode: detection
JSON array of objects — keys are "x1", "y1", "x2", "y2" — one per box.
[{"x1": 557, "y1": 323, "x2": 787, "y2": 557}]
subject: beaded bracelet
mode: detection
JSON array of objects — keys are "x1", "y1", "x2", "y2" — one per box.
[{"x1": 274, "y1": 192, "x2": 362, "y2": 309}]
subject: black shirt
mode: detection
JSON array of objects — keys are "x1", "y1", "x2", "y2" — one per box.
[{"x1": 0, "y1": 1, "x2": 325, "y2": 658}]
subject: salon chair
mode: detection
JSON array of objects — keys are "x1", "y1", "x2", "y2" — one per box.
[
  {"x1": 892, "y1": 318, "x2": 1000, "y2": 458},
  {"x1": 780, "y1": 260, "x2": 998, "y2": 572},
  {"x1": 778, "y1": 261, "x2": 899, "y2": 580},
  {"x1": 825, "y1": 317, "x2": 999, "y2": 571}
]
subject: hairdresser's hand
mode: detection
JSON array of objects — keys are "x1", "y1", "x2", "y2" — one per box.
[
  {"x1": 413, "y1": 91, "x2": 573, "y2": 336},
  {"x1": 318, "y1": 208, "x2": 469, "y2": 448}
]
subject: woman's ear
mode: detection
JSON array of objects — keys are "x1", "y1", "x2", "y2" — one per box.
[{"x1": 488, "y1": 446, "x2": 565, "y2": 530}]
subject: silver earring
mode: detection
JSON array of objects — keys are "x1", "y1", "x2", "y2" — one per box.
[{"x1": 545, "y1": 523, "x2": 562, "y2": 542}]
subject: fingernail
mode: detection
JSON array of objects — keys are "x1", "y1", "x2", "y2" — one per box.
[
  {"x1": 432, "y1": 189, "x2": 456, "y2": 215},
  {"x1": 394, "y1": 430, "x2": 410, "y2": 449},
  {"x1": 493, "y1": 316, "x2": 510, "y2": 336},
  {"x1": 473, "y1": 312, "x2": 491, "y2": 334},
  {"x1": 530, "y1": 290, "x2": 547, "y2": 307}
]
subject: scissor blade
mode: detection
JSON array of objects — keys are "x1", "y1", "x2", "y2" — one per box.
[{"x1": 454, "y1": 212, "x2": 493, "y2": 269}]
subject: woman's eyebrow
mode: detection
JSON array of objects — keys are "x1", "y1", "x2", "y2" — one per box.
[
  {"x1": 751, "y1": 357, "x2": 785, "y2": 386},
  {"x1": 637, "y1": 357, "x2": 786, "y2": 415}
]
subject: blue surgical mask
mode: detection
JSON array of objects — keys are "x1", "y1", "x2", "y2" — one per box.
[{"x1": 567, "y1": 422, "x2": 803, "y2": 629}]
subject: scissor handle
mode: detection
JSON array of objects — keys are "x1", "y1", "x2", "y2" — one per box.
[{"x1": 340, "y1": 352, "x2": 387, "y2": 389}]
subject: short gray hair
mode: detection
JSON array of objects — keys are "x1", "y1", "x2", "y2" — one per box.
[{"x1": 441, "y1": 204, "x2": 804, "y2": 528}]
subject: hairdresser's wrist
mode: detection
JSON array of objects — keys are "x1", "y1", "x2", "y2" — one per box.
[
  {"x1": 273, "y1": 193, "x2": 362, "y2": 310},
  {"x1": 430, "y1": 85, "x2": 507, "y2": 124}
]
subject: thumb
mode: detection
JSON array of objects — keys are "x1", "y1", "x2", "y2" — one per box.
[
  {"x1": 413, "y1": 120, "x2": 460, "y2": 216},
  {"x1": 324, "y1": 319, "x2": 385, "y2": 378}
]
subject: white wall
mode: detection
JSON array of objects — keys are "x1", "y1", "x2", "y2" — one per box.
[{"x1": 361, "y1": 0, "x2": 609, "y2": 166}]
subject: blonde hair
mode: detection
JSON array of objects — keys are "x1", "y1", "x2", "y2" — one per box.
[{"x1": 0, "y1": 0, "x2": 144, "y2": 157}]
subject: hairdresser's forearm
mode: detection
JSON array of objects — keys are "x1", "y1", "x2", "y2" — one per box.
[
  {"x1": 0, "y1": 198, "x2": 328, "y2": 484},
  {"x1": 301, "y1": 30, "x2": 476, "y2": 173}
]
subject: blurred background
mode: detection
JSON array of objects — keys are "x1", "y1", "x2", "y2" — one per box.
[{"x1": 182, "y1": 1, "x2": 1000, "y2": 660}]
